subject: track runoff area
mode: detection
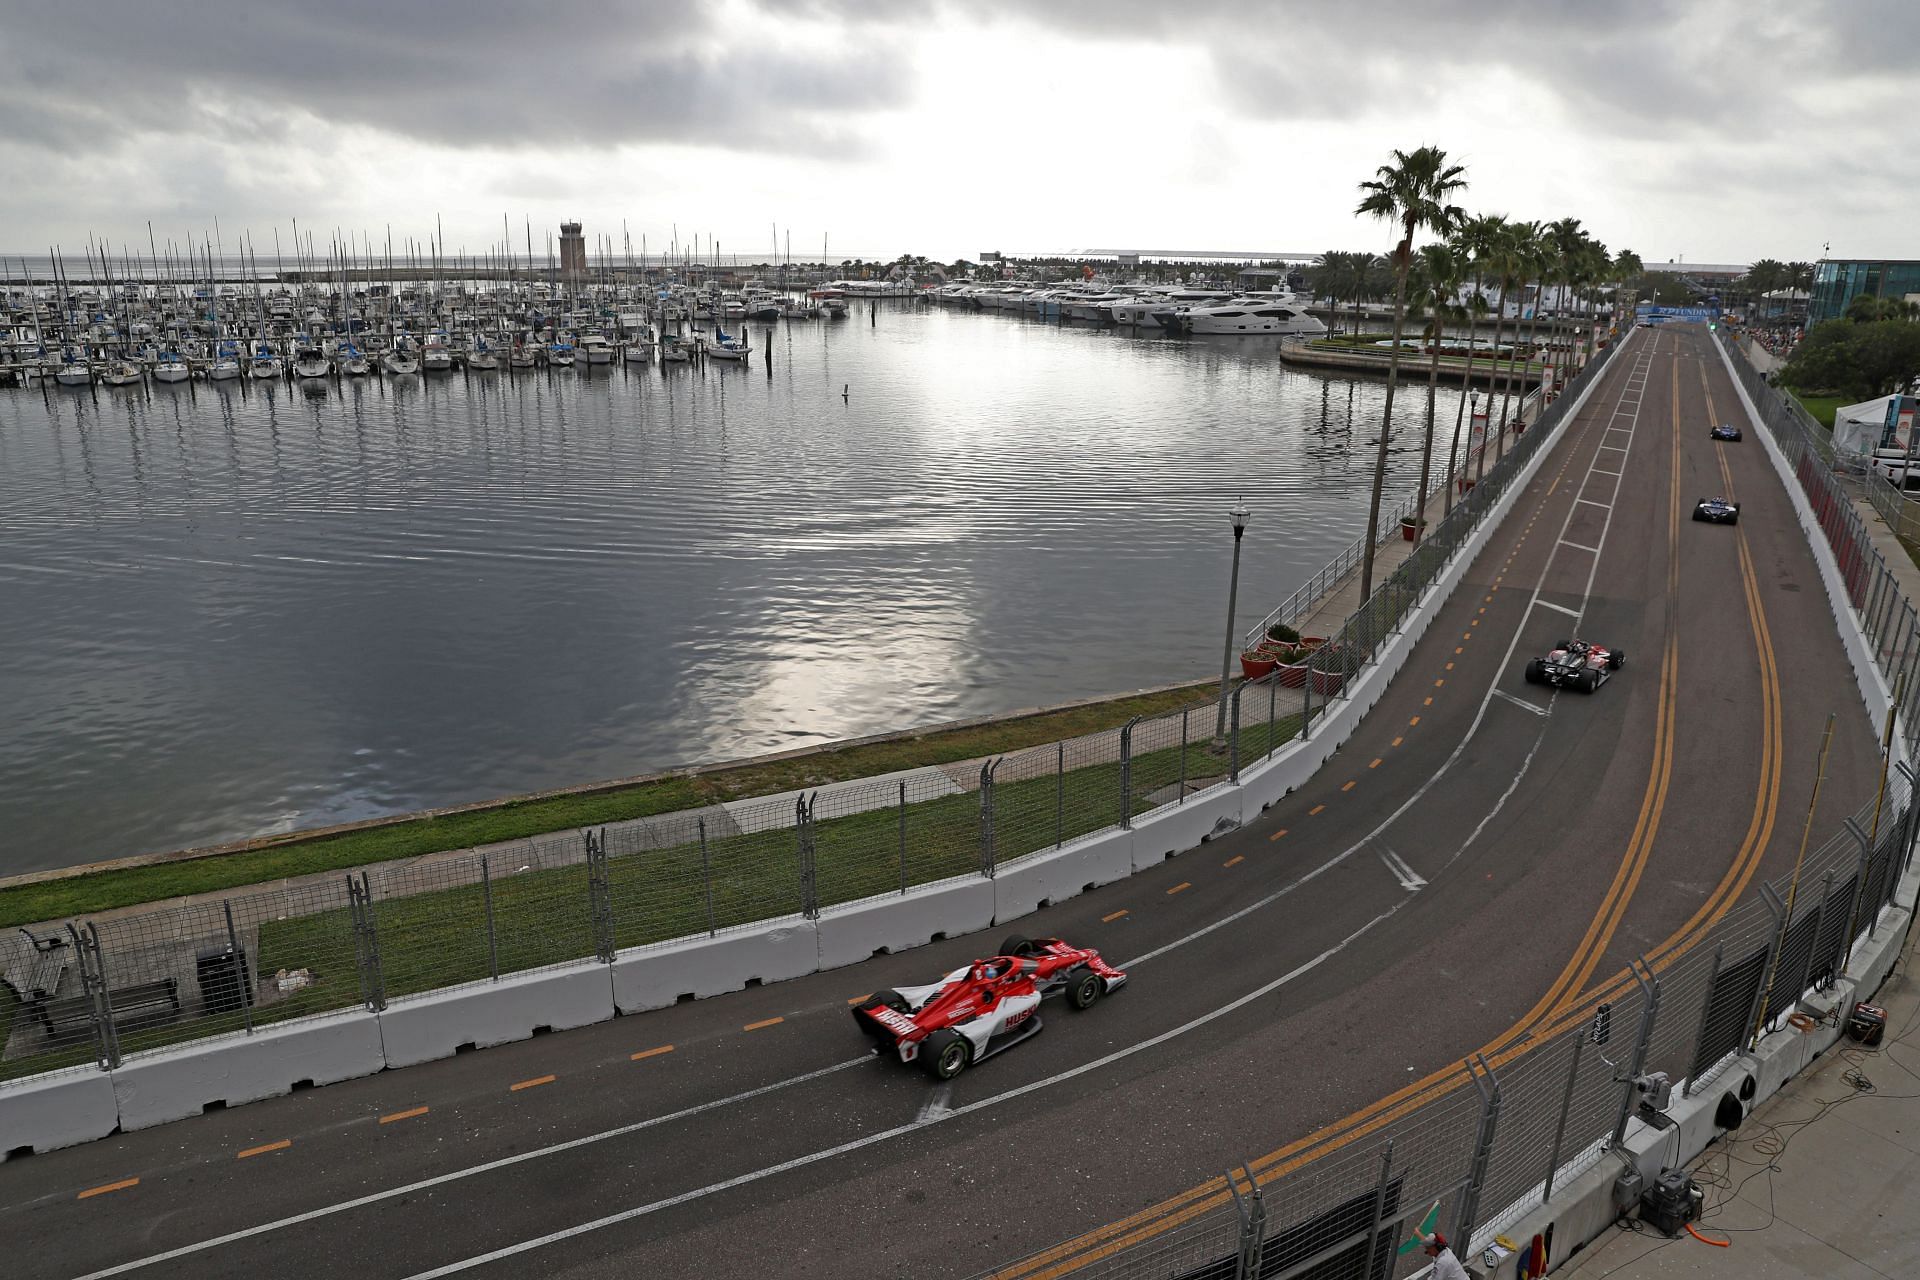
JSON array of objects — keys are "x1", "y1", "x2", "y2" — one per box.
[{"x1": 1, "y1": 326, "x2": 1883, "y2": 1280}]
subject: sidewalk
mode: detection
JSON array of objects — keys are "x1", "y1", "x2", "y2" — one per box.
[{"x1": 1557, "y1": 923, "x2": 1920, "y2": 1280}]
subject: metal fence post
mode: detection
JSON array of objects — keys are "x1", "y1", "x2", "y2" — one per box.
[
  {"x1": 796, "y1": 794, "x2": 818, "y2": 919},
  {"x1": 1362, "y1": 1141, "x2": 1395, "y2": 1279},
  {"x1": 67, "y1": 922, "x2": 119, "y2": 1071},
  {"x1": 1055, "y1": 741, "x2": 1065, "y2": 848},
  {"x1": 898, "y1": 781, "x2": 909, "y2": 895},
  {"x1": 698, "y1": 818, "x2": 717, "y2": 936},
  {"x1": 1267, "y1": 675, "x2": 1278, "y2": 758},
  {"x1": 1453, "y1": 1054, "x2": 1502, "y2": 1251},
  {"x1": 1745, "y1": 887, "x2": 1787, "y2": 1050},
  {"x1": 1841, "y1": 818, "x2": 1874, "y2": 974},
  {"x1": 1543, "y1": 1029, "x2": 1586, "y2": 1198},
  {"x1": 586, "y1": 828, "x2": 616, "y2": 964},
  {"x1": 1900, "y1": 763, "x2": 1920, "y2": 880},
  {"x1": 1609, "y1": 958, "x2": 1659, "y2": 1151},
  {"x1": 223, "y1": 900, "x2": 254, "y2": 1032},
  {"x1": 1120, "y1": 716, "x2": 1140, "y2": 830},
  {"x1": 1230, "y1": 684, "x2": 1243, "y2": 782},
  {"x1": 979, "y1": 759, "x2": 1000, "y2": 879},
  {"x1": 1225, "y1": 1164, "x2": 1266, "y2": 1280},
  {"x1": 481, "y1": 855, "x2": 500, "y2": 980},
  {"x1": 349, "y1": 872, "x2": 387, "y2": 1013},
  {"x1": 1800, "y1": 871, "x2": 1837, "y2": 994},
  {"x1": 1179, "y1": 707, "x2": 1188, "y2": 804},
  {"x1": 1680, "y1": 944, "x2": 1723, "y2": 1098}
]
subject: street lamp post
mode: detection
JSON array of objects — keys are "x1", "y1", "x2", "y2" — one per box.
[{"x1": 1213, "y1": 500, "x2": 1252, "y2": 750}]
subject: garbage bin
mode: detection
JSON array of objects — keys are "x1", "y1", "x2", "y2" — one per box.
[{"x1": 197, "y1": 944, "x2": 253, "y2": 1015}]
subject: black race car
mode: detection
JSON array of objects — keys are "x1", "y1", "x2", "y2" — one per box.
[
  {"x1": 1693, "y1": 497, "x2": 1740, "y2": 524},
  {"x1": 1709, "y1": 424, "x2": 1742, "y2": 441},
  {"x1": 1523, "y1": 639, "x2": 1623, "y2": 693}
]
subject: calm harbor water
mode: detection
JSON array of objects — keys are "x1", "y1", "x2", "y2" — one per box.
[{"x1": 0, "y1": 306, "x2": 1477, "y2": 874}]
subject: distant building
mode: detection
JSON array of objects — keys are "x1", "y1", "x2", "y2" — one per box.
[
  {"x1": 1810, "y1": 259, "x2": 1920, "y2": 324},
  {"x1": 559, "y1": 222, "x2": 587, "y2": 279}
]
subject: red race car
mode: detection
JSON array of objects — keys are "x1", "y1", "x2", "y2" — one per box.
[{"x1": 852, "y1": 935, "x2": 1128, "y2": 1079}]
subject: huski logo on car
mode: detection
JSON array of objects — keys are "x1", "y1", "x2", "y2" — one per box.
[{"x1": 868, "y1": 1006, "x2": 919, "y2": 1038}]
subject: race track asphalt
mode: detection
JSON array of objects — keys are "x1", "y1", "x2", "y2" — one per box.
[{"x1": 0, "y1": 325, "x2": 1885, "y2": 1280}]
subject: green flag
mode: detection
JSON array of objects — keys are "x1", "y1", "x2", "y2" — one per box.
[{"x1": 1398, "y1": 1201, "x2": 1443, "y2": 1256}]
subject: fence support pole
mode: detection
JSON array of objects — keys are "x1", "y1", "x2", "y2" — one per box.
[
  {"x1": 1745, "y1": 887, "x2": 1788, "y2": 1051},
  {"x1": 796, "y1": 794, "x2": 818, "y2": 920},
  {"x1": 1362, "y1": 1141, "x2": 1395, "y2": 1280},
  {"x1": 1609, "y1": 958, "x2": 1659, "y2": 1152},
  {"x1": 1841, "y1": 818, "x2": 1874, "y2": 975},
  {"x1": 1799, "y1": 871, "x2": 1837, "y2": 995},
  {"x1": 586, "y1": 828, "x2": 616, "y2": 964},
  {"x1": 1225, "y1": 1163, "x2": 1266, "y2": 1280},
  {"x1": 698, "y1": 818, "x2": 717, "y2": 937},
  {"x1": 1302, "y1": 644, "x2": 1316, "y2": 739},
  {"x1": 480, "y1": 855, "x2": 500, "y2": 980},
  {"x1": 898, "y1": 781, "x2": 909, "y2": 895},
  {"x1": 68, "y1": 922, "x2": 119, "y2": 1071},
  {"x1": 1453, "y1": 1054, "x2": 1501, "y2": 1252},
  {"x1": 1179, "y1": 707, "x2": 1188, "y2": 804},
  {"x1": 1680, "y1": 944, "x2": 1723, "y2": 1099},
  {"x1": 350, "y1": 872, "x2": 387, "y2": 1013},
  {"x1": 1055, "y1": 742, "x2": 1065, "y2": 849},
  {"x1": 223, "y1": 900, "x2": 254, "y2": 1032},
  {"x1": 980, "y1": 759, "x2": 1000, "y2": 879},
  {"x1": 1900, "y1": 763, "x2": 1920, "y2": 882},
  {"x1": 1543, "y1": 1031, "x2": 1586, "y2": 1199},
  {"x1": 1267, "y1": 674, "x2": 1277, "y2": 758},
  {"x1": 1120, "y1": 716, "x2": 1140, "y2": 830},
  {"x1": 1230, "y1": 684, "x2": 1242, "y2": 783}
]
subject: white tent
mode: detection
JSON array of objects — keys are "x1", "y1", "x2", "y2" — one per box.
[{"x1": 1835, "y1": 395, "x2": 1895, "y2": 456}]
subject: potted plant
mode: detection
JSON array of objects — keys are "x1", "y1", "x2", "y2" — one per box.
[
  {"x1": 1265, "y1": 622, "x2": 1300, "y2": 645},
  {"x1": 1240, "y1": 648, "x2": 1279, "y2": 680},
  {"x1": 1400, "y1": 515, "x2": 1424, "y2": 542}
]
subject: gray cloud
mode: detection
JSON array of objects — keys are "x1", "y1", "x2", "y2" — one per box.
[{"x1": 1, "y1": 0, "x2": 906, "y2": 157}]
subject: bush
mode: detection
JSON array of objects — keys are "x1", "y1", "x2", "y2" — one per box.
[{"x1": 1266, "y1": 623, "x2": 1301, "y2": 644}]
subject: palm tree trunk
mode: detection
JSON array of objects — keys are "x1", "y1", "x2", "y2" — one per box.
[
  {"x1": 1519, "y1": 281, "x2": 1548, "y2": 422},
  {"x1": 1359, "y1": 259, "x2": 1413, "y2": 602},
  {"x1": 1416, "y1": 317, "x2": 1443, "y2": 544},
  {"x1": 1495, "y1": 273, "x2": 1527, "y2": 460},
  {"x1": 1447, "y1": 276, "x2": 1483, "y2": 516},
  {"x1": 1475, "y1": 284, "x2": 1509, "y2": 486}
]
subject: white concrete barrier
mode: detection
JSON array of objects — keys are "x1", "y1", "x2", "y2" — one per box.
[
  {"x1": 814, "y1": 878, "x2": 997, "y2": 971},
  {"x1": 610, "y1": 918, "x2": 819, "y2": 1014},
  {"x1": 0, "y1": 1069, "x2": 121, "y2": 1159},
  {"x1": 112, "y1": 1010, "x2": 385, "y2": 1130},
  {"x1": 1128, "y1": 788, "x2": 1242, "y2": 872},
  {"x1": 992, "y1": 829, "x2": 1135, "y2": 922},
  {"x1": 378, "y1": 964, "x2": 615, "y2": 1069}
]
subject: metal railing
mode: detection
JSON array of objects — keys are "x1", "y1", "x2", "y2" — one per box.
[{"x1": 0, "y1": 343, "x2": 1612, "y2": 1088}]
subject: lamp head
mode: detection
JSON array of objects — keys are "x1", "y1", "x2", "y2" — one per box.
[{"x1": 1229, "y1": 499, "x2": 1250, "y2": 533}]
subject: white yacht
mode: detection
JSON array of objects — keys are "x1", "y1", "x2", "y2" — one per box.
[
  {"x1": 1179, "y1": 298, "x2": 1327, "y2": 336},
  {"x1": 578, "y1": 331, "x2": 614, "y2": 364},
  {"x1": 1109, "y1": 289, "x2": 1235, "y2": 329},
  {"x1": 466, "y1": 335, "x2": 500, "y2": 371},
  {"x1": 382, "y1": 338, "x2": 420, "y2": 375},
  {"x1": 421, "y1": 331, "x2": 454, "y2": 372},
  {"x1": 101, "y1": 357, "x2": 144, "y2": 386},
  {"x1": 152, "y1": 350, "x2": 192, "y2": 383},
  {"x1": 207, "y1": 341, "x2": 242, "y2": 381},
  {"x1": 248, "y1": 342, "x2": 282, "y2": 379},
  {"x1": 53, "y1": 353, "x2": 92, "y2": 387},
  {"x1": 293, "y1": 339, "x2": 332, "y2": 380}
]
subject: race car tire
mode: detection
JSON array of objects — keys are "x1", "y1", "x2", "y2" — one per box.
[
  {"x1": 1608, "y1": 650, "x2": 1624, "y2": 670},
  {"x1": 1728, "y1": 510, "x2": 1739, "y2": 524},
  {"x1": 1524, "y1": 659, "x2": 1546, "y2": 686},
  {"x1": 1065, "y1": 967, "x2": 1104, "y2": 1011},
  {"x1": 871, "y1": 989, "x2": 910, "y2": 1014},
  {"x1": 1692, "y1": 507, "x2": 1707, "y2": 522},
  {"x1": 1579, "y1": 670, "x2": 1600, "y2": 694},
  {"x1": 999, "y1": 935, "x2": 1035, "y2": 958},
  {"x1": 922, "y1": 1028, "x2": 971, "y2": 1080}
]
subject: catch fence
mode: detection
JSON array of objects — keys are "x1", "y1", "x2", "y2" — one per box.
[{"x1": 0, "y1": 343, "x2": 1604, "y2": 1089}]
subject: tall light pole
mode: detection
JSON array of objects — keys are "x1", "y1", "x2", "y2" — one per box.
[{"x1": 1213, "y1": 499, "x2": 1252, "y2": 750}]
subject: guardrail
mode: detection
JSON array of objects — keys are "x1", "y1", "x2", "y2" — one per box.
[
  {"x1": 952, "y1": 332, "x2": 1920, "y2": 1280},
  {"x1": 0, "y1": 343, "x2": 1609, "y2": 1092}
]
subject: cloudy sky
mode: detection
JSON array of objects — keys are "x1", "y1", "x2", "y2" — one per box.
[{"x1": 4, "y1": 0, "x2": 1912, "y2": 268}]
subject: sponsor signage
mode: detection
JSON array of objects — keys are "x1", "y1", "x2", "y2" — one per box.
[{"x1": 1643, "y1": 306, "x2": 1721, "y2": 323}]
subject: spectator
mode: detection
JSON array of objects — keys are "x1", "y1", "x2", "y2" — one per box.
[{"x1": 1419, "y1": 1229, "x2": 1471, "y2": 1280}]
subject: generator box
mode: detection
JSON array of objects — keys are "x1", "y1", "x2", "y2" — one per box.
[
  {"x1": 1637, "y1": 1169, "x2": 1700, "y2": 1238},
  {"x1": 1848, "y1": 1002, "x2": 1887, "y2": 1047}
]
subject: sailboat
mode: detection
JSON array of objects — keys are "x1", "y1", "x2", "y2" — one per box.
[
  {"x1": 706, "y1": 327, "x2": 750, "y2": 360},
  {"x1": 153, "y1": 348, "x2": 191, "y2": 383},
  {"x1": 207, "y1": 339, "x2": 243, "y2": 381},
  {"x1": 382, "y1": 334, "x2": 419, "y2": 375}
]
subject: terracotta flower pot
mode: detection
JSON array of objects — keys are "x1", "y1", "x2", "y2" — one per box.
[{"x1": 1240, "y1": 651, "x2": 1278, "y2": 680}]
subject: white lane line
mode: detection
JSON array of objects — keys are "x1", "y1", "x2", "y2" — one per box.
[
  {"x1": 1592, "y1": 468, "x2": 1622, "y2": 477},
  {"x1": 1375, "y1": 844, "x2": 1429, "y2": 890},
  {"x1": 1493, "y1": 688, "x2": 1550, "y2": 717},
  {"x1": 1575, "y1": 498, "x2": 1611, "y2": 509},
  {"x1": 1537, "y1": 600, "x2": 1583, "y2": 618},
  {"x1": 65, "y1": 1057, "x2": 872, "y2": 1280},
  {"x1": 395, "y1": 903, "x2": 1417, "y2": 1280},
  {"x1": 1558, "y1": 540, "x2": 1601, "y2": 553},
  {"x1": 1598, "y1": 444, "x2": 1628, "y2": 453}
]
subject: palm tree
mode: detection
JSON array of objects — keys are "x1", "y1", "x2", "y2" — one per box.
[
  {"x1": 1447, "y1": 213, "x2": 1504, "y2": 509},
  {"x1": 1614, "y1": 249, "x2": 1644, "y2": 325},
  {"x1": 1353, "y1": 145, "x2": 1468, "y2": 602},
  {"x1": 1473, "y1": 220, "x2": 1531, "y2": 480},
  {"x1": 1407, "y1": 242, "x2": 1466, "y2": 542},
  {"x1": 1312, "y1": 251, "x2": 1356, "y2": 334}
]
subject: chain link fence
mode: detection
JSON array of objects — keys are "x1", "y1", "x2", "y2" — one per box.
[{"x1": 0, "y1": 338, "x2": 1616, "y2": 1088}]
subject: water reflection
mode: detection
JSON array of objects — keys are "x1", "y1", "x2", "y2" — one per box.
[{"x1": 0, "y1": 307, "x2": 1471, "y2": 871}]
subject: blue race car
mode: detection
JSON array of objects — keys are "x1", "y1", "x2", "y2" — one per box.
[
  {"x1": 1709, "y1": 423, "x2": 1742, "y2": 441},
  {"x1": 1692, "y1": 496, "x2": 1740, "y2": 524}
]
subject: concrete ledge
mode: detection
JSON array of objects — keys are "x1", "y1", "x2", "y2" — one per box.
[
  {"x1": 378, "y1": 964, "x2": 615, "y2": 1069},
  {"x1": 814, "y1": 879, "x2": 997, "y2": 972},
  {"x1": 992, "y1": 830, "x2": 1136, "y2": 923},
  {"x1": 1128, "y1": 790, "x2": 1242, "y2": 872},
  {"x1": 611, "y1": 918, "x2": 818, "y2": 1014},
  {"x1": 0, "y1": 1069, "x2": 121, "y2": 1159},
  {"x1": 112, "y1": 1010, "x2": 385, "y2": 1131}
]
